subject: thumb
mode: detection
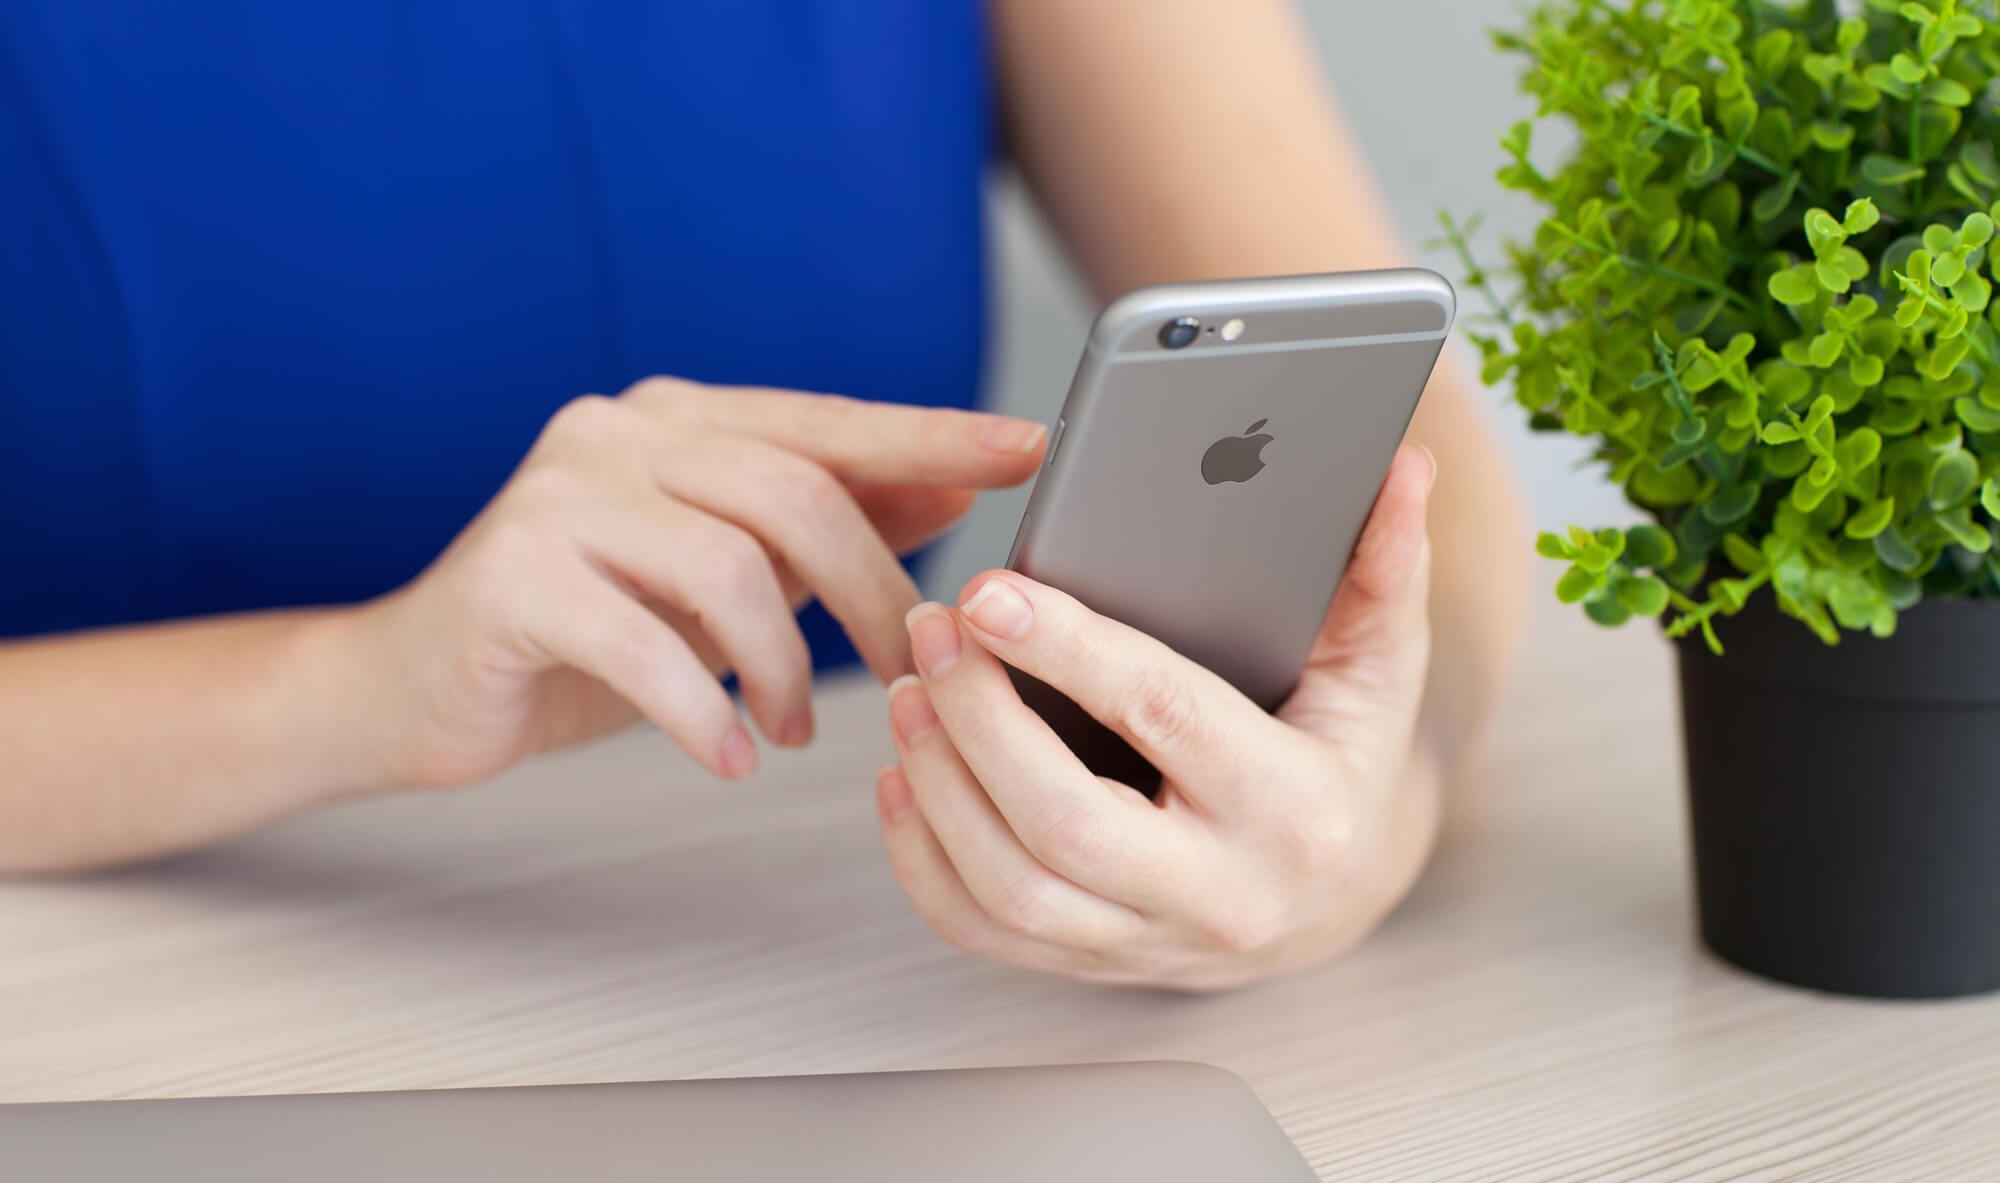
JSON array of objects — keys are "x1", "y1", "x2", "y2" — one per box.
[{"x1": 1281, "y1": 443, "x2": 1435, "y2": 721}]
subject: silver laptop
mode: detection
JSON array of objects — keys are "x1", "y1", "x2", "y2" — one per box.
[{"x1": 2, "y1": 1061, "x2": 1318, "y2": 1181}]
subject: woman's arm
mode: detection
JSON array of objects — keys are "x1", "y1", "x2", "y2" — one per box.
[
  {"x1": 993, "y1": 0, "x2": 1530, "y2": 764},
  {"x1": 0, "y1": 383, "x2": 1046, "y2": 874},
  {"x1": 0, "y1": 611, "x2": 384, "y2": 873}
]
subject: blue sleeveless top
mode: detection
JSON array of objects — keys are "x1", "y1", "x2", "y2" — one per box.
[{"x1": 0, "y1": 3, "x2": 990, "y2": 670}]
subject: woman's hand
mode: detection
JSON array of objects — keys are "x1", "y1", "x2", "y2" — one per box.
[
  {"x1": 877, "y1": 445, "x2": 1441, "y2": 992},
  {"x1": 346, "y1": 377, "x2": 1046, "y2": 789}
]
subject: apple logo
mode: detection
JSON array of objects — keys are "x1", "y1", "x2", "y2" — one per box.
[{"x1": 1200, "y1": 418, "x2": 1274, "y2": 485}]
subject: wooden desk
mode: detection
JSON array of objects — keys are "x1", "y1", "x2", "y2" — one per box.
[{"x1": 3, "y1": 592, "x2": 1996, "y2": 1181}]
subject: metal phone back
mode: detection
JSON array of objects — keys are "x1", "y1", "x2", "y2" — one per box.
[{"x1": 1006, "y1": 269, "x2": 1452, "y2": 727}]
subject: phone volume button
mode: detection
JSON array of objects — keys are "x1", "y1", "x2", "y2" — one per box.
[{"x1": 1045, "y1": 417, "x2": 1066, "y2": 467}]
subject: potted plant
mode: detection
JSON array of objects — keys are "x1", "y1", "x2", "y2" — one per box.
[{"x1": 1448, "y1": 0, "x2": 2000, "y2": 998}]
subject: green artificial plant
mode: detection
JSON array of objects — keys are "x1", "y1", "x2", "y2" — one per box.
[{"x1": 1449, "y1": 0, "x2": 2000, "y2": 650}]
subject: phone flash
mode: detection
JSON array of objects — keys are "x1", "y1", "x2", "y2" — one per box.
[{"x1": 1221, "y1": 318, "x2": 1246, "y2": 341}]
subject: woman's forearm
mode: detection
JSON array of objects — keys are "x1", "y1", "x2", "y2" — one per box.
[
  {"x1": 0, "y1": 609, "x2": 386, "y2": 873},
  {"x1": 996, "y1": 0, "x2": 1530, "y2": 766}
]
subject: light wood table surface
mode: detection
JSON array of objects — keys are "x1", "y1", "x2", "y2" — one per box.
[{"x1": 4, "y1": 589, "x2": 1997, "y2": 1181}]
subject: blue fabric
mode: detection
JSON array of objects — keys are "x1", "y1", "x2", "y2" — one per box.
[{"x1": 0, "y1": 3, "x2": 990, "y2": 671}]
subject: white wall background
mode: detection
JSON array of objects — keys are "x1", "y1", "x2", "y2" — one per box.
[{"x1": 927, "y1": 0, "x2": 1633, "y2": 597}]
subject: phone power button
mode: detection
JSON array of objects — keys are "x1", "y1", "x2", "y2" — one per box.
[{"x1": 1045, "y1": 417, "x2": 1066, "y2": 466}]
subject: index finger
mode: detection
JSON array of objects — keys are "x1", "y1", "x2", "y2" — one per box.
[
  {"x1": 945, "y1": 572, "x2": 1301, "y2": 820},
  {"x1": 658, "y1": 382, "x2": 1048, "y2": 486},
  {"x1": 905, "y1": 604, "x2": 1201, "y2": 910}
]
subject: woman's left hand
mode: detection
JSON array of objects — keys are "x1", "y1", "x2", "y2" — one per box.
[{"x1": 876, "y1": 445, "x2": 1443, "y2": 992}]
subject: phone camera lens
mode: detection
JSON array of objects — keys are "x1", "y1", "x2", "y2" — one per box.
[{"x1": 1158, "y1": 317, "x2": 1201, "y2": 350}]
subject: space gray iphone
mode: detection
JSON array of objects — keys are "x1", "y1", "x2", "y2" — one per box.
[{"x1": 1004, "y1": 269, "x2": 1454, "y2": 791}]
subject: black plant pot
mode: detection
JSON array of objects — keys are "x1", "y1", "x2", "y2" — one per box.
[{"x1": 1675, "y1": 591, "x2": 2000, "y2": 999}]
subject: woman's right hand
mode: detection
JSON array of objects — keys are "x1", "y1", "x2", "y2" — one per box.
[{"x1": 344, "y1": 377, "x2": 1047, "y2": 790}]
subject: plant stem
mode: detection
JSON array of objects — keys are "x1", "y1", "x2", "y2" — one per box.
[
  {"x1": 1652, "y1": 333, "x2": 1736, "y2": 486},
  {"x1": 1437, "y1": 214, "x2": 1517, "y2": 329},
  {"x1": 1630, "y1": 108, "x2": 1827, "y2": 203},
  {"x1": 1664, "y1": 566, "x2": 1775, "y2": 650},
  {"x1": 1899, "y1": 278, "x2": 1999, "y2": 366},
  {"x1": 1910, "y1": 94, "x2": 1927, "y2": 214},
  {"x1": 1546, "y1": 221, "x2": 1755, "y2": 309}
]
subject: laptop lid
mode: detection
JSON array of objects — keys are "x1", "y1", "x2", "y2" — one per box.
[{"x1": 2, "y1": 1062, "x2": 1318, "y2": 1182}]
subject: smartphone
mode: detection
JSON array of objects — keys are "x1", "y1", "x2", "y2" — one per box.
[{"x1": 1002, "y1": 268, "x2": 1455, "y2": 792}]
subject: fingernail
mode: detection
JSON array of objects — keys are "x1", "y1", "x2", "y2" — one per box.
[
  {"x1": 1413, "y1": 442, "x2": 1438, "y2": 491},
  {"x1": 978, "y1": 418, "x2": 1047, "y2": 454},
  {"x1": 906, "y1": 605, "x2": 962, "y2": 678},
  {"x1": 777, "y1": 705, "x2": 814, "y2": 747},
  {"x1": 877, "y1": 764, "x2": 913, "y2": 824},
  {"x1": 959, "y1": 579, "x2": 1032, "y2": 641},
  {"x1": 888, "y1": 674, "x2": 939, "y2": 747},
  {"x1": 719, "y1": 724, "x2": 757, "y2": 779}
]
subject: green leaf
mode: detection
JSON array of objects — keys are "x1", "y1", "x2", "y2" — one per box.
[
  {"x1": 1657, "y1": 439, "x2": 1705, "y2": 472},
  {"x1": 1762, "y1": 421, "x2": 1802, "y2": 445},
  {"x1": 1955, "y1": 396, "x2": 2000, "y2": 432},
  {"x1": 1890, "y1": 53, "x2": 1928, "y2": 86},
  {"x1": 1667, "y1": 84, "x2": 1703, "y2": 126},
  {"x1": 1826, "y1": 574, "x2": 1881, "y2": 631},
  {"x1": 1941, "y1": 508, "x2": 1994, "y2": 552},
  {"x1": 1555, "y1": 564, "x2": 1601, "y2": 604},
  {"x1": 1874, "y1": 524, "x2": 1925, "y2": 572},
  {"x1": 1861, "y1": 154, "x2": 1927, "y2": 185},
  {"x1": 1845, "y1": 497, "x2": 1897, "y2": 538},
  {"x1": 1983, "y1": 478, "x2": 2000, "y2": 519},
  {"x1": 1618, "y1": 575, "x2": 1670, "y2": 617},
  {"x1": 1964, "y1": 212, "x2": 1996, "y2": 248},
  {"x1": 1712, "y1": 578, "x2": 1751, "y2": 614},
  {"x1": 1927, "y1": 336, "x2": 1972, "y2": 379},
  {"x1": 1963, "y1": 141, "x2": 2000, "y2": 187},
  {"x1": 1931, "y1": 449, "x2": 1981, "y2": 506},
  {"x1": 1805, "y1": 207, "x2": 1845, "y2": 252},
  {"x1": 1792, "y1": 474, "x2": 1836, "y2": 511},
  {"x1": 1815, "y1": 257, "x2": 1856, "y2": 294},
  {"x1": 1535, "y1": 532, "x2": 1576, "y2": 560},
  {"x1": 1953, "y1": 273, "x2": 1993, "y2": 314},
  {"x1": 1873, "y1": 400, "x2": 1927, "y2": 436},
  {"x1": 1624, "y1": 524, "x2": 1677, "y2": 569},
  {"x1": 1719, "y1": 93, "x2": 1758, "y2": 143},
  {"x1": 1929, "y1": 78, "x2": 1974, "y2": 106},
  {"x1": 1754, "y1": 174, "x2": 1802, "y2": 222},
  {"x1": 1583, "y1": 593, "x2": 1631, "y2": 627},
  {"x1": 1769, "y1": 265, "x2": 1821, "y2": 305},
  {"x1": 1723, "y1": 533, "x2": 1768, "y2": 573},
  {"x1": 1850, "y1": 352, "x2": 1886, "y2": 387},
  {"x1": 1754, "y1": 29, "x2": 1794, "y2": 79},
  {"x1": 1811, "y1": 121, "x2": 1857, "y2": 155},
  {"x1": 1762, "y1": 363, "x2": 1813, "y2": 407},
  {"x1": 1702, "y1": 483, "x2": 1761, "y2": 524},
  {"x1": 1843, "y1": 199, "x2": 1882, "y2": 235},
  {"x1": 1908, "y1": 248, "x2": 1934, "y2": 286},
  {"x1": 1837, "y1": 427, "x2": 1883, "y2": 470}
]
